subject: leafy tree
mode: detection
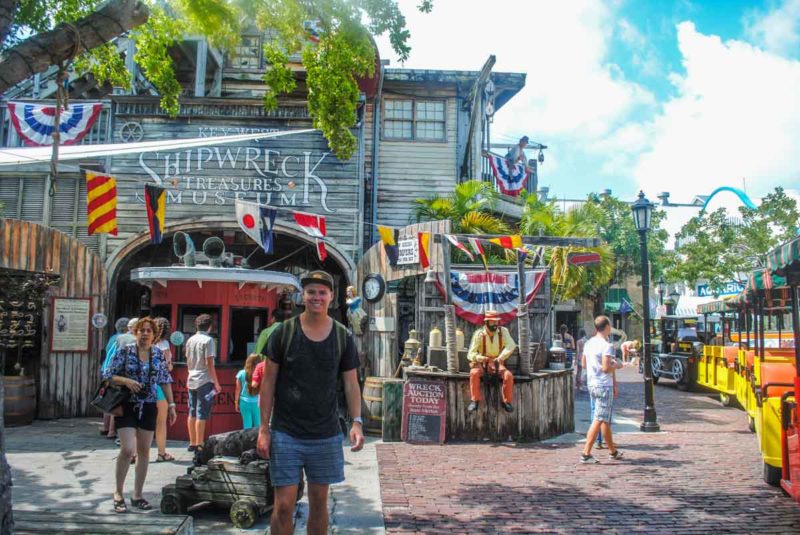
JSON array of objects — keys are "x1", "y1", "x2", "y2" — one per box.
[
  {"x1": 413, "y1": 180, "x2": 510, "y2": 235},
  {"x1": 1, "y1": 0, "x2": 432, "y2": 159},
  {"x1": 518, "y1": 192, "x2": 614, "y2": 302},
  {"x1": 413, "y1": 180, "x2": 511, "y2": 264},
  {"x1": 669, "y1": 187, "x2": 800, "y2": 293}
]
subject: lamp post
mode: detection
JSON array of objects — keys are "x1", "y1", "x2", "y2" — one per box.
[
  {"x1": 667, "y1": 289, "x2": 680, "y2": 316},
  {"x1": 657, "y1": 277, "x2": 666, "y2": 307},
  {"x1": 631, "y1": 191, "x2": 660, "y2": 432}
]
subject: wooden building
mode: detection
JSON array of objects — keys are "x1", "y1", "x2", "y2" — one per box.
[{"x1": 0, "y1": 32, "x2": 529, "y2": 427}]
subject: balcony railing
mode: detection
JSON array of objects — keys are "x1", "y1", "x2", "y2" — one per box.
[{"x1": 480, "y1": 150, "x2": 538, "y2": 200}]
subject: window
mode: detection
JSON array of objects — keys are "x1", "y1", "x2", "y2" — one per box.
[
  {"x1": 383, "y1": 99, "x2": 446, "y2": 141},
  {"x1": 229, "y1": 35, "x2": 262, "y2": 69}
]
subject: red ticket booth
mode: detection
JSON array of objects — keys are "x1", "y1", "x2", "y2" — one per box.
[{"x1": 131, "y1": 266, "x2": 300, "y2": 441}]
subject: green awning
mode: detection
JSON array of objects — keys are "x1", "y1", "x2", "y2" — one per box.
[
  {"x1": 697, "y1": 296, "x2": 738, "y2": 314},
  {"x1": 767, "y1": 235, "x2": 800, "y2": 276},
  {"x1": 745, "y1": 268, "x2": 786, "y2": 294},
  {"x1": 604, "y1": 288, "x2": 631, "y2": 313}
]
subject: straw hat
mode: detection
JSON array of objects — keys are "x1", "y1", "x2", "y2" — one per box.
[{"x1": 484, "y1": 310, "x2": 501, "y2": 323}]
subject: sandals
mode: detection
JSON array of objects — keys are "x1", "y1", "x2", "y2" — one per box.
[
  {"x1": 156, "y1": 453, "x2": 175, "y2": 462},
  {"x1": 113, "y1": 497, "x2": 127, "y2": 514},
  {"x1": 131, "y1": 498, "x2": 152, "y2": 510}
]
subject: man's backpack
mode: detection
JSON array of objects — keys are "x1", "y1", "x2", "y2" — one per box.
[{"x1": 275, "y1": 315, "x2": 349, "y2": 363}]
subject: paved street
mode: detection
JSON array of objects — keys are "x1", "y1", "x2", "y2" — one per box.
[
  {"x1": 377, "y1": 366, "x2": 800, "y2": 534},
  {"x1": 5, "y1": 420, "x2": 384, "y2": 534}
]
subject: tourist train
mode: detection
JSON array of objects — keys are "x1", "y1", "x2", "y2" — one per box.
[{"x1": 641, "y1": 238, "x2": 800, "y2": 504}]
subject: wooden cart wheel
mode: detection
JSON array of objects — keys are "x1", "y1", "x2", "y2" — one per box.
[
  {"x1": 230, "y1": 499, "x2": 259, "y2": 529},
  {"x1": 160, "y1": 493, "x2": 185, "y2": 515}
]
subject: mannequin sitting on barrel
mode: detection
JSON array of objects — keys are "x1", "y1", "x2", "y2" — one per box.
[{"x1": 467, "y1": 310, "x2": 517, "y2": 414}]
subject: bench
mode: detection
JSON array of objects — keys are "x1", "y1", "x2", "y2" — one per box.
[{"x1": 12, "y1": 509, "x2": 193, "y2": 534}]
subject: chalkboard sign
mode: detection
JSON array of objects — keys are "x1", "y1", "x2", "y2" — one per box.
[{"x1": 401, "y1": 378, "x2": 446, "y2": 444}]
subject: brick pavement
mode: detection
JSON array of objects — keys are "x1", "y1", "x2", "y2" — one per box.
[{"x1": 377, "y1": 366, "x2": 800, "y2": 534}]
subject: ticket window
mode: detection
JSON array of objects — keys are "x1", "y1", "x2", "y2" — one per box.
[
  {"x1": 230, "y1": 307, "x2": 269, "y2": 362},
  {"x1": 175, "y1": 305, "x2": 222, "y2": 363}
]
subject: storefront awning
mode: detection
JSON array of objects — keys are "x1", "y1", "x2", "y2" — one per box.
[
  {"x1": 767, "y1": 235, "x2": 800, "y2": 276},
  {"x1": 604, "y1": 288, "x2": 633, "y2": 313},
  {"x1": 697, "y1": 295, "x2": 738, "y2": 314},
  {"x1": 675, "y1": 295, "x2": 714, "y2": 317},
  {"x1": 131, "y1": 266, "x2": 300, "y2": 291}
]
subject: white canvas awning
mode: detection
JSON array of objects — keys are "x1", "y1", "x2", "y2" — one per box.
[
  {"x1": 0, "y1": 128, "x2": 317, "y2": 167},
  {"x1": 675, "y1": 295, "x2": 715, "y2": 317}
]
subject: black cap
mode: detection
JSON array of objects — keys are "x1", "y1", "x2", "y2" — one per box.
[
  {"x1": 520, "y1": 135, "x2": 529, "y2": 143},
  {"x1": 301, "y1": 270, "x2": 334, "y2": 291}
]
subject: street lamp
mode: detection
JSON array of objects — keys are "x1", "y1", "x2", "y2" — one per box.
[
  {"x1": 631, "y1": 191, "x2": 660, "y2": 433},
  {"x1": 657, "y1": 277, "x2": 666, "y2": 306},
  {"x1": 668, "y1": 288, "x2": 680, "y2": 316}
]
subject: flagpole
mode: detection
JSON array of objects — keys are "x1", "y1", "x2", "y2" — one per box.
[
  {"x1": 440, "y1": 234, "x2": 459, "y2": 373},
  {"x1": 517, "y1": 249, "x2": 531, "y2": 375}
]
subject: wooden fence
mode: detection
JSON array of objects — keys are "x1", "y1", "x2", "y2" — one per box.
[{"x1": 0, "y1": 218, "x2": 108, "y2": 419}]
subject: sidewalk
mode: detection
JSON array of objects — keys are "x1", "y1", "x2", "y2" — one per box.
[
  {"x1": 5, "y1": 420, "x2": 385, "y2": 533},
  {"x1": 377, "y1": 366, "x2": 800, "y2": 533}
]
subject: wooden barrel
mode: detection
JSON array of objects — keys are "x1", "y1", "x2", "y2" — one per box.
[
  {"x1": 4, "y1": 375, "x2": 36, "y2": 427},
  {"x1": 363, "y1": 377, "x2": 389, "y2": 436}
]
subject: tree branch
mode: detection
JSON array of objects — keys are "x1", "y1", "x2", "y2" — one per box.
[
  {"x1": 0, "y1": 0, "x2": 149, "y2": 94},
  {"x1": 0, "y1": 0, "x2": 17, "y2": 47}
]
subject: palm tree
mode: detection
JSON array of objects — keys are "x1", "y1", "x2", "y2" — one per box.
[
  {"x1": 413, "y1": 180, "x2": 510, "y2": 235},
  {"x1": 519, "y1": 192, "x2": 614, "y2": 301}
]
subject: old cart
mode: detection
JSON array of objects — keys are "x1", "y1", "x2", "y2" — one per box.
[
  {"x1": 645, "y1": 315, "x2": 704, "y2": 390},
  {"x1": 161, "y1": 456, "x2": 304, "y2": 529}
]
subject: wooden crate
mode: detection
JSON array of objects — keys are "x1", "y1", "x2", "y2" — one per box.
[{"x1": 13, "y1": 509, "x2": 193, "y2": 534}]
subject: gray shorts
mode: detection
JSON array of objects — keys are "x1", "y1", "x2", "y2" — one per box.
[
  {"x1": 188, "y1": 382, "x2": 214, "y2": 420},
  {"x1": 269, "y1": 430, "x2": 344, "y2": 487},
  {"x1": 589, "y1": 385, "x2": 613, "y2": 422}
]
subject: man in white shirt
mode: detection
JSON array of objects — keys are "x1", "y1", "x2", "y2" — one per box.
[{"x1": 581, "y1": 315, "x2": 624, "y2": 464}]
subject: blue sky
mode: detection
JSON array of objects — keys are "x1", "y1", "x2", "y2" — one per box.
[{"x1": 375, "y1": 0, "x2": 800, "y2": 205}]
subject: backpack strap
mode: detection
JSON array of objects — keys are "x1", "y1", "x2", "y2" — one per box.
[
  {"x1": 277, "y1": 316, "x2": 348, "y2": 362},
  {"x1": 277, "y1": 316, "x2": 298, "y2": 363},
  {"x1": 333, "y1": 320, "x2": 348, "y2": 361}
]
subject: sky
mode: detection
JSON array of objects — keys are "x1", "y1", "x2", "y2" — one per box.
[{"x1": 374, "y1": 0, "x2": 800, "y2": 207}]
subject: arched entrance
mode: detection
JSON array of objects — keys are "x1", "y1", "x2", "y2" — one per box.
[
  {"x1": 104, "y1": 217, "x2": 355, "y2": 439},
  {"x1": 106, "y1": 217, "x2": 354, "y2": 321}
]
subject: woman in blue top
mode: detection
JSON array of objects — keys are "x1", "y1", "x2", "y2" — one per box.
[
  {"x1": 235, "y1": 354, "x2": 261, "y2": 429},
  {"x1": 102, "y1": 317, "x2": 176, "y2": 513}
]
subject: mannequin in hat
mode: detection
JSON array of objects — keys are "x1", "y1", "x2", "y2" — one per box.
[{"x1": 466, "y1": 310, "x2": 517, "y2": 413}]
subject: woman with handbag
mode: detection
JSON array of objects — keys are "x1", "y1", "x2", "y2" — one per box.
[{"x1": 101, "y1": 317, "x2": 177, "y2": 513}]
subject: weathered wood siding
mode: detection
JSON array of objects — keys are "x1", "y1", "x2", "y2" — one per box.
[
  {"x1": 356, "y1": 220, "x2": 450, "y2": 377},
  {"x1": 375, "y1": 87, "x2": 459, "y2": 229},
  {"x1": 106, "y1": 97, "x2": 364, "y2": 263},
  {"x1": 408, "y1": 369, "x2": 574, "y2": 442},
  {"x1": 0, "y1": 219, "x2": 108, "y2": 419}
]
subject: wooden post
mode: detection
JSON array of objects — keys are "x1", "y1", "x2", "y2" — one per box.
[
  {"x1": 382, "y1": 379, "x2": 404, "y2": 442},
  {"x1": 517, "y1": 250, "x2": 531, "y2": 375},
  {"x1": 440, "y1": 235, "x2": 459, "y2": 373}
]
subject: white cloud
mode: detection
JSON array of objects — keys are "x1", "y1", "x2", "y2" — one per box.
[
  {"x1": 375, "y1": 0, "x2": 655, "y2": 141},
  {"x1": 743, "y1": 0, "x2": 800, "y2": 58},
  {"x1": 633, "y1": 22, "x2": 800, "y2": 200}
]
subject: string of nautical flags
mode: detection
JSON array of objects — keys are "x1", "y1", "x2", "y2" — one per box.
[{"x1": 82, "y1": 172, "x2": 330, "y2": 261}]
